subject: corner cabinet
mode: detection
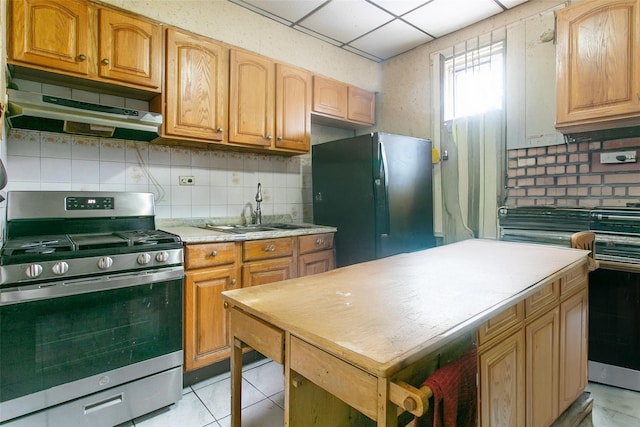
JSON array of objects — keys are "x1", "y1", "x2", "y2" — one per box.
[
  {"x1": 555, "y1": 0, "x2": 640, "y2": 132},
  {"x1": 312, "y1": 75, "x2": 375, "y2": 127},
  {"x1": 8, "y1": 0, "x2": 163, "y2": 93},
  {"x1": 153, "y1": 28, "x2": 228, "y2": 144},
  {"x1": 229, "y1": 49, "x2": 311, "y2": 154}
]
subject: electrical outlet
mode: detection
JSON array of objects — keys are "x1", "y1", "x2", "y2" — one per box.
[{"x1": 179, "y1": 176, "x2": 195, "y2": 185}]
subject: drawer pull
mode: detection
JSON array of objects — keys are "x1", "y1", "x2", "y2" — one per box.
[
  {"x1": 316, "y1": 238, "x2": 324, "y2": 246},
  {"x1": 209, "y1": 250, "x2": 218, "y2": 257},
  {"x1": 264, "y1": 244, "x2": 276, "y2": 252}
]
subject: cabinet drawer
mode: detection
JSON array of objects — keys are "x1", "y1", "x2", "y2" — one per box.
[
  {"x1": 525, "y1": 280, "x2": 560, "y2": 319},
  {"x1": 185, "y1": 242, "x2": 240, "y2": 269},
  {"x1": 299, "y1": 233, "x2": 334, "y2": 254},
  {"x1": 561, "y1": 264, "x2": 587, "y2": 297},
  {"x1": 243, "y1": 237, "x2": 294, "y2": 261},
  {"x1": 478, "y1": 301, "x2": 524, "y2": 347}
]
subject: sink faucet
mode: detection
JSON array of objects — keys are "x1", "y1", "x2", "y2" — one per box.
[{"x1": 254, "y1": 183, "x2": 262, "y2": 224}]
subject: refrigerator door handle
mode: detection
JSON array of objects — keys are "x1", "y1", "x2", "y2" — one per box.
[{"x1": 376, "y1": 141, "x2": 391, "y2": 236}]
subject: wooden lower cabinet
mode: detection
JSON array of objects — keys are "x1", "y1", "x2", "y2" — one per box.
[
  {"x1": 242, "y1": 257, "x2": 295, "y2": 287},
  {"x1": 479, "y1": 329, "x2": 525, "y2": 427},
  {"x1": 183, "y1": 242, "x2": 241, "y2": 371},
  {"x1": 559, "y1": 288, "x2": 588, "y2": 414},
  {"x1": 526, "y1": 308, "x2": 560, "y2": 427},
  {"x1": 184, "y1": 232, "x2": 335, "y2": 370},
  {"x1": 184, "y1": 265, "x2": 239, "y2": 371},
  {"x1": 478, "y1": 265, "x2": 588, "y2": 427}
]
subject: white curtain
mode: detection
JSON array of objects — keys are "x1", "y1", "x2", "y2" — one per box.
[{"x1": 432, "y1": 30, "x2": 507, "y2": 244}]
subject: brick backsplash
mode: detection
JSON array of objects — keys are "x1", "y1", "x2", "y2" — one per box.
[{"x1": 505, "y1": 137, "x2": 640, "y2": 208}]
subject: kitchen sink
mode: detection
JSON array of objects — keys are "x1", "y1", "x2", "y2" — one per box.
[{"x1": 201, "y1": 223, "x2": 310, "y2": 233}]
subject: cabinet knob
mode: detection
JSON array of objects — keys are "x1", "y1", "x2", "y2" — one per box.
[
  {"x1": 277, "y1": 136, "x2": 283, "y2": 141},
  {"x1": 223, "y1": 301, "x2": 229, "y2": 309},
  {"x1": 316, "y1": 238, "x2": 324, "y2": 246},
  {"x1": 209, "y1": 250, "x2": 218, "y2": 257},
  {"x1": 78, "y1": 54, "x2": 87, "y2": 61},
  {"x1": 265, "y1": 134, "x2": 273, "y2": 141},
  {"x1": 230, "y1": 279, "x2": 236, "y2": 285},
  {"x1": 264, "y1": 244, "x2": 276, "y2": 252},
  {"x1": 216, "y1": 127, "x2": 223, "y2": 133},
  {"x1": 102, "y1": 58, "x2": 110, "y2": 65}
]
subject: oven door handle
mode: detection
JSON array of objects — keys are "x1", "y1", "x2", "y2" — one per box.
[{"x1": 0, "y1": 266, "x2": 184, "y2": 305}]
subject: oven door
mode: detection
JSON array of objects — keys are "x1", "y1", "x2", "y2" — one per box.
[{"x1": 0, "y1": 267, "x2": 184, "y2": 423}]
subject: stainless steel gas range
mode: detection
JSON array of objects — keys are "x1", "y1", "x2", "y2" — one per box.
[
  {"x1": 0, "y1": 191, "x2": 184, "y2": 426},
  {"x1": 499, "y1": 205, "x2": 640, "y2": 392}
]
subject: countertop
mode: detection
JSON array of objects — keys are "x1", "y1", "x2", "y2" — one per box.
[
  {"x1": 157, "y1": 218, "x2": 336, "y2": 244},
  {"x1": 222, "y1": 239, "x2": 589, "y2": 377}
]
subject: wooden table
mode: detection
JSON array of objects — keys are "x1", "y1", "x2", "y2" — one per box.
[{"x1": 222, "y1": 239, "x2": 589, "y2": 426}]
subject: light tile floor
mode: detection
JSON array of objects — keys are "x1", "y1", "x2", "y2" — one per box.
[{"x1": 121, "y1": 359, "x2": 640, "y2": 427}]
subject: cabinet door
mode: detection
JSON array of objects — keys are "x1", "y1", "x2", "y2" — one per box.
[
  {"x1": 9, "y1": 0, "x2": 90, "y2": 75},
  {"x1": 242, "y1": 258, "x2": 295, "y2": 287},
  {"x1": 229, "y1": 50, "x2": 275, "y2": 147},
  {"x1": 312, "y1": 75, "x2": 347, "y2": 119},
  {"x1": 556, "y1": 0, "x2": 640, "y2": 128},
  {"x1": 559, "y1": 288, "x2": 588, "y2": 414},
  {"x1": 347, "y1": 86, "x2": 375, "y2": 124},
  {"x1": 164, "y1": 28, "x2": 228, "y2": 142},
  {"x1": 525, "y1": 308, "x2": 559, "y2": 427},
  {"x1": 479, "y1": 330, "x2": 525, "y2": 427},
  {"x1": 184, "y1": 265, "x2": 239, "y2": 371},
  {"x1": 275, "y1": 64, "x2": 311, "y2": 152},
  {"x1": 98, "y1": 7, "x2": 162, "y2": 90},
  {"x1": 299, "y1": 250, "x2": 335, "y2": 277}
]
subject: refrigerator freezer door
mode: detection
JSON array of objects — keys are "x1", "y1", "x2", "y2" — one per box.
[
  {"x1": 312, "y1": 134, "x2": 376, "y2": 267},
  {"x1": 375, "y1": 133, "x2": 435, "y2": 258}
]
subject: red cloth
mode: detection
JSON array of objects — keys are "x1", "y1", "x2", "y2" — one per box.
[{"x1": 414, "y1": 347, "x2": 477, "y2": 427}]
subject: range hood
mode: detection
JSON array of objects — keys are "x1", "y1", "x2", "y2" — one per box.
[{"x1": 6, "y1": 89, "x2": 162, "y2": 142}]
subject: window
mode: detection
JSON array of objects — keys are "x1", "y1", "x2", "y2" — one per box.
[{"x1": 443, "y1": 41, "x2": 504, "y2": 121}]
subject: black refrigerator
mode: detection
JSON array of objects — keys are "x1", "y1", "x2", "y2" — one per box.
[{"x1": 312, "y1": 132, "x2": 435, "y2": 267}]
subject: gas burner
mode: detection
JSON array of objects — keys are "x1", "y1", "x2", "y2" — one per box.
[
  {"x1": 24, "y1": 246, "x2": 57, "y2": 255},
  {"x1": 119, "y1": 230, "x2": 181, "y2": 246}
]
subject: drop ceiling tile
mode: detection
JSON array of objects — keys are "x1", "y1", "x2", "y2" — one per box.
[
  {"x1": 235, "y1": 0, "x2": 328, "y2": 23},
  {"x1": 298, "y1": 0, "x2": 394, "y2": 43},
  {"x1": 403, "y1": 0, "x2": 502, "y2": 38},
  {"x1": 369, "y1": 0, "x2": 432, "y2": 16},
  {"x1": 349, "y1": 19, "x2": 433, "y2": 59},
  {"x1": 499, "y1": 0, "x2": 528, "y2": 8}
]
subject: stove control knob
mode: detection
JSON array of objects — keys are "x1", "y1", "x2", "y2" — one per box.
[
  {"x1": 51, "y1": 261, "x2": 69, "y2": 276},
  {"x1": 26, "y1": 264, "x2": 43, "y2": 278},
  {"x1": 98, "y1": 256, "x2": 113, "y2": 270},
  {"x1": 155, "y1": 251, "x2": 169, "y2": 263},
  {"x1": 137, "y1": 253, "x2": 152, "y2": 265}
]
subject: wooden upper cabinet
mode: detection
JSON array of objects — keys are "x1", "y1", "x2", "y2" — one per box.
[
  {"x1": 98, "y1": 8, "x2": 162, "y2": 90},
  {"x1": 312, "y1": 75, "x2": 348, "y2": 119},
  {"x1": 8, "y1": 0, "x2": 162, "y2": 93},
  {"x1": 229, "y1": 49, "x2": 275, "y2": 147},
  {"x1": 556, "y1": 0, "x2": 640, "y2": 132},
  {"x1": 312, "y1": 75, "x2": 375, "y2": 126},
  {"x1": 275, "y1": 64, "x2": 311, "y2": 152},
  {"x1": 9, "y1": 0, "x2": 90, "y2": 75},
  {"x1": 348, "y1": 86, "x2": 375, "y2": 124},
  {"x1": 161, "y1": 28, "x2": 228, "y2": 142}
]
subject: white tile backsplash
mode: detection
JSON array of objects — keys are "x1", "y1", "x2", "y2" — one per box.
[{"x1": 5, "y1": 126, "x2": 334, "y2": 221}]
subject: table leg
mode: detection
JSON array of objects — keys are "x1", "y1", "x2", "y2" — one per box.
[
  {"x1": 378, "y1": 377, "x2": 398, "y2": 427},
  {"x1": 231, "y1": 337, "x2": 243, "y2": 427}
]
